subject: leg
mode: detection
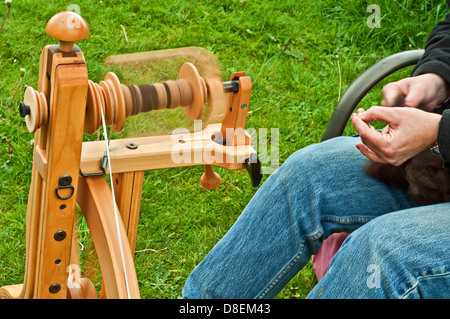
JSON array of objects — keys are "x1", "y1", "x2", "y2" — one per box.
[
  {"x1": 182, "y1": 136, "x2": 418, "y2": 299},
  {"x1": 308, "y1": 203, "x2": 450, "y2": 299}
]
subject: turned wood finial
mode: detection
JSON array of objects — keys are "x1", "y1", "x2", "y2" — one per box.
[
  {"x1": 200, "y1": 165, "x2": 221, "y2": 190},
  {"x1": 46, "y1": 11, "x2": 89, "y2": 52}
]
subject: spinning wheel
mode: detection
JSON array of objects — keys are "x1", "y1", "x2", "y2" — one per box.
[{"x1": 0, "y1": 11, "x2": 261, "y2": 299}]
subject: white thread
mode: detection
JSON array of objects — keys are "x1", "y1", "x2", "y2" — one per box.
[{"x1": 98, "y1": 95, "x2": 131, "y2": 299}]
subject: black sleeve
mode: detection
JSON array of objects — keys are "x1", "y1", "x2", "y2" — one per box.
[
  {"x1": 411, "y1": 1, "x2": 450, "y2": 169},
  {"x1": 412, "y1": 0, "x2": 450, "y2": 84},
  {"x1": 438, "y1": 110, "x2": 450, "y2": 170}
]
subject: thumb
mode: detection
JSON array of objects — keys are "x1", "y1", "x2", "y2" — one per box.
[
  {"x1": 403, "y1": 86, "x2": 424, "y2": 108},
  {"x1": 382, "y1": 82, "x2": 407, "y2": 107}
]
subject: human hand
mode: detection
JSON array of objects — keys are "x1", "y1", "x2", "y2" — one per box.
[
  {"x1": 351, "y1": 106, "x2": 442, "y2": 165},
  {"x1": 382, "y1": 73, "x2": 449, "y2": 111}
]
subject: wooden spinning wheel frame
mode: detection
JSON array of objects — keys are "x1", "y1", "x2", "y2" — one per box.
[{"x1": 0, "y1": 11, "x2": 261, "y2": 299}]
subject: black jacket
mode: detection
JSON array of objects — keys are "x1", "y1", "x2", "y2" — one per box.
[{"x1": 413, "y1": 0, "x2": 450, "y2": 169}]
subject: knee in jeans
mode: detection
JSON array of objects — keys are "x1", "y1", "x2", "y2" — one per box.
[{"x1": 340, "y1": 214, "x2": 420, "y2": 268}]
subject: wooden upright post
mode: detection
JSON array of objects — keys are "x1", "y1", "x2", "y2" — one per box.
[
  {"x1": 220, "y1": 72, "x2": 252, "y2": 146},
  {"x1": 20, "y1": 11, "x2": 90, "y2": 299}
]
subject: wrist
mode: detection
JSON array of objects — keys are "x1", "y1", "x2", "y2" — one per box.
[{"x1": 425, "y1": 73, "x2": 450, "y2": 103}]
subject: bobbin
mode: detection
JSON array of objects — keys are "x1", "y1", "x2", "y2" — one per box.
[{"x1": 84, "y1": 62, "x2": 210, "y2": 135}]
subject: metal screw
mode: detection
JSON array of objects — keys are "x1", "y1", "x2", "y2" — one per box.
[
  {"x1": 241, "y1": 104, "x2": 247, "y2": 109},
  {"x1": 54, "y1": 230, "x2": 67, "y2": 241},
  {"x1": 58, "y1": 175, "x2": 72, "y2": 187},
  {"x1": 126, "y1": 142, "x2": 138, "y2": 149},
  {"x1": 49, "y1": 283, "x2": 61, "y2": 294}
]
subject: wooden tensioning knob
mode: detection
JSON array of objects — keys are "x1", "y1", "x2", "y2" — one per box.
[
  {"x1": 46, "y1": 11, "x2": 89, "y2": 52},
  {"x1": 200, "y1": 165, "x2": 221, "y2": 190}
]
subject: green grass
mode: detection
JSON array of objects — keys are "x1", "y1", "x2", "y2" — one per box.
[{"x1": 0, "y1": 0, "x2": 446, "y2": 299}]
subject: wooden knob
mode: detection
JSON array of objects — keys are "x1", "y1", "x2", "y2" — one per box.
[
  {"x1": 46, "y1": 11, "x2": 89, "y2": 52},
  {"x1": 21, "y1": 86, "x2": 48, "y2": 133},
  {"x1": 200, "y1": 165, "x2": 221, "y2": 190}
]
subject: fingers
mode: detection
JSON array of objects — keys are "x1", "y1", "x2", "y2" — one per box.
[
  {"x1": 353, "y1": 106, "x2": 395, "y2": 124},
  {"x1": 351, "y1": 110, "x2": 395, "y2": 164},
  {"x1": 381, "y1": 74, "x2": 448, "y2": 110},
  {"x1": 382, "y1": 82, "x2": 406, "y2": 107},
  {"x1": 351, "y1": 111, "x2": 386, "y2": 148},
  {"x1": 351, "y1": 107, "x2": 434, "y2": 165},
  {"x1": 381, "y1": 79, "x2": 421, "y2": 108},
  {"x1": 355, "y1": 142, "x2": 388, "y2": 164},
  {"x1": 352, "y1": 73, "x2": 447, "y2": 164},
  {"x1": 403, "y1": 85, "x2": 426, "y2": 108}
]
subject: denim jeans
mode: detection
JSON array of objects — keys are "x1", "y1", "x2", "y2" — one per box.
[{"x1": 182, "y1": 136, "x2": 450, "y2": 299}]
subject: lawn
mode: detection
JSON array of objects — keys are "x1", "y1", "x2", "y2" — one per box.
[{"x1": 0, "y1": 0, "x2": 445, "y2": 299}]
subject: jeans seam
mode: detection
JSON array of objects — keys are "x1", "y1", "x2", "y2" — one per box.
[
  {"x1": 255, "y1": 228, "x2": 324, "y2": 299},
  {"x1": 320, "y1": 215, "x2": 375, "y2": 224},
  {"x1": 400, "y1": 271, "x2": 450, "y2": 299}
]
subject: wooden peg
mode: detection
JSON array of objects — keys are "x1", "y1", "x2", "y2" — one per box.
[
  {"x1": 45, "y1": 11, "x2": 89, "y2": 52},
  {"x1": 200, "y1": 165, "x2": 221, "y2": 190}
]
